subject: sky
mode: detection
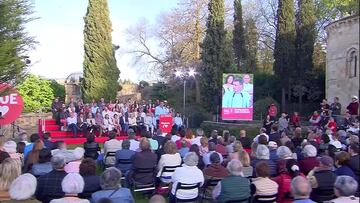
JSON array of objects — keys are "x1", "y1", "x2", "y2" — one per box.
[{"x1": 26, "y1": 0, "x2": 178, "y2": 82}]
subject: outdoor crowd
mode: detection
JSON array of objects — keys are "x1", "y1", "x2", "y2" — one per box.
[
  {"x1": 51, "y1": 98, "x2": 182, "y2": 137},
  {"x1": 0, "y1": 95, "x2": 358, "y2": 203}
]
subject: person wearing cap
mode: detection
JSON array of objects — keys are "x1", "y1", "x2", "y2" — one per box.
[
  {"x1": 169, "y1": 152, "x2": 204, "y2": 202},
  {"x1": 347, "y1": 96, "x2": 359, "y2": 117},
  {"x1": 307, "y1": 155, "x2": 337, "y2": 202},
  {"x1": 250, "y1": 144, "x2": 277, "y2": 177},
  {"x1": 222, "y1": 77, "x2": 250, "y2": 108},
  {"x1": 268, "y1": 141, "x2": 279, "y2": 162},
  {"x1": 299, "y1": 145, "x2": 319, "y2": 175}
]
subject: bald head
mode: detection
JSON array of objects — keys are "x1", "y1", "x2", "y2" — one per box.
[{"x1": 291, "y1": 176, "x2": 312, "y2": 199}]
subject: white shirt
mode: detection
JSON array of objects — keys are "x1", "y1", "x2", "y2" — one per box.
[
  {"x1": 203, "y1": 151, "x2": 223, "y2": 166},
  {"x1": 171, "y1": 135, "x2": 181, "y2": 143},
  {"x1": 104, "y1": 139, "x2": 122, "y2": 155},
  {"x1": 191, "y1": 136, "x2": 202, "y2": 146},
  {"x1": 157, "y1": 153, "x2": 182, "y2": 178},
  {"x1": 253, "y1": 133, "x2": 269, "y2": 143},
  {"x1": 171, "y1": 165, "x2": 204, "y2": 199},
  {"x1": 174, "y1": 116, "x2": 183, "y2": 126},
  {"x1": 66, "y1": 116, "x2": 77, "y2": 125},
  {"x1": 144, "y1": 116, "x2": 153, "y2": 126},
  {"x1": 129, "y1": 139, "x2": 140, "y2": 151}
]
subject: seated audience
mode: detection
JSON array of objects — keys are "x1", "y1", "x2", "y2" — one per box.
[
  {"x1": 228, "y1": 141, "x2": 243, "y2": 161},
  {"x1": 144, "y1": 131, "x2": 158, "y2": 151},
  {"x1": 251, "y1": 144, "x2": 277, "y2": 177},
  {"x1": 3, "y1": 140, "x2": 21, "y2": 161},
  {"x1": 299, "y1": 144, "x2": 319, "y2": 175},
  {"x1": 208, "y1": 130, "x2": 219, "y2": 145},
  {"x1": 83, "y1": 134, "x2": 100, "y2": 160},
  {"x1": 189, "y1": 144, "x2": 205, "y2": 170},
  {"x1": 16, "y1": 141, "x2": 25, "y2": 165},
  {"x1": 215, "y1": 137, "x2": 228, "y2": 157},
  {"x1": 291, "y1": 176, "x2": 315, "y2": 203},
  {"x1": 92, "y1": 167, "x2": 134, "y2": 203},
  {"x1": 268, "y1": 141, "x2": 279, "y2": 162},
  {"x1": 225, "y1": 136, "x2": 236, "y2": 154},
  {"x1": 78, "y1": 158, "x2": 101, "y2": 199},
  {"x1": 103, "y1": 132, "x2": 122, "y2": 166},
  {"x1": 157, "y1": 141, "x2": 182, "y2": 183},
  {"x1": 170, "y1": 152, "x2": 204, "y2": 202},
  {"x1": 153, "y1": 129, "x2": 167, "y2": 149},
  {"x1": 36, "y1": 154, "x2": 68, "y2": 203},
  {"x1": 269, "y1": 125, "x2": 281, "y2": 144},
  {"x1": 0, "y1": 158, "x2": 22, "y2": 201},
  {"x1": 213, "y1": 159, "x2": 250, "y2": 203},
  {"x1": 50, "y1": 173, "x2": 89, "y2": 203},
  {"x1": 64, "y1": 147, "x2": 85, "y2": 173},
  {"x1": 43, "y1": 132, "x2": 55, "y2": 150},
  {"x1": 190, "y1": 128, "x2": 205, "y2": 146},
  {"x1": 307, "y1": 155, "x2": 337, "y2": 202},
  {"x1": 178, "y1": 139, "x2": 190, "y2": 158},
  {"x1": 127, "y1": 129, "x2": 139, "y2": 151},
  {"x1": 203, "y1": 152, "x2": 229, "y2": 179},
  {"x1": 128, "y1": 138, "x2": 157, "y2": 185},
  {"x1": 348, "y1": 143, "x2": 359, "y2": 181},
  {"x1": 328, "y1": 175, "x2": 359, "y2": 203},
  {"x1": 272, "y1": 159, "x2": 303, "y2": 203},
  {"x1": 31, "y1": 148, "x2": 53, "y2": 176},
  {"x1": 251, "y1": 161, "x2": 278, "y2": 198},
  {"x1": 115, "y1": 140, "x2": 136, "y2": 175},
  {"x1": 239, "y1": 151, "x2": 253, "y2": 177},
  {"x1": 276, "y1": 145, "x2": 296, "y2": 173},
  {"x1": 292, "y1": 127, "x2": 304, "y2": 148},
  {"x1": 199, "y1": 137, "x2": 209, "y2": 156},
  {"x1": 203, "y1": 142, "x2": 223, "y2": 166},
  {"x1": 24, "y1": 140, "x2": 44, "y2": 172},
  {"x1": 334, "y1": 151, "x2": 356, "y2": 178},
  {"x1": 24, "y1": 134, "x2": 40, "y2": 158},
  {"x1": 2, "y1": 173, "x2": 40, "y2": 203},
  {"x1": 239, "y1": 130, "x2": 252, "y2": 149}
]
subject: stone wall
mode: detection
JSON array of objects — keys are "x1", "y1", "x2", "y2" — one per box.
[
  {"x1": 0, "y1": 112, "x2": 52, "y2": 138},
  {"x1": 325, "y1": 15, "x2": 359, "y2": 114}
]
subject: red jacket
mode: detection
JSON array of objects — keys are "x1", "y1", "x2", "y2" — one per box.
[
  {"x1": 327, "y1": 121, "x2": 337, "y2": 133},
  {"x1": 347, "y1": 102, "x2": 359, "y2": 115},
  {"x1": 291, "y1": 115, "x2": 301, "y2": 127},
  {"x1": 268, "y1": 106, "x2": 278, "y2": 117},
  {"x1": 272, "y1": 173, "x2": 305, "y2": 203}
]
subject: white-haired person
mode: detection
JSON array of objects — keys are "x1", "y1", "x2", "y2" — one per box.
[
  {"x1": 1, "y1": 173, "x2": 40, "y2": 203},
  {"x1": 50, "y1": 173, "x2": 89, "y2": 203},
  {"x1": 169, "y1": 152, "x2": 204, "y2": 203},
  {"x1": 250, "y1": 144, "x2": 277, "y2": 177},
  {"x1": 0, "y1": 158, "x2": 22, "y2": 201},
  {"x1": 276, "y1": 145, "x2": 296, "y2": 174},
  {"x1": 299, "y1": 144, "x2": 319, "y2": 175},
  {"x1": 92, "y1": 167, "x2": 134, "y2": 203},
  {"x1": 291, "y1": 176, "x2": 315, "y2": 203},
  {"x1": 3, "y1": 140, "x2": 21, "y2": 161},
  {"x1": 326, "y1": 175, "x2": 359, "y2": 203},
  {"x1": 212, "y1": 159, "x2": 250, "y2": 203},
  {"x1": 65, "y1": 147, "x2": 85, "y2": 173}
]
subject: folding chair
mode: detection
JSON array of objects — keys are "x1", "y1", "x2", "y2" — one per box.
[
  {"x1": 157, "y1": 165, "x2": 181, "y2": 193},
  {"x1": 104, "y1": 151, "x2": 116, "y2": 168},
  {"x1": 252, "y1": 193, "x2": 277, "y2": 203},
  {"x1": 174, "y1": 182, "x2": 201, "y2": 202},
  {"x1": 132, "y1": 167, "x2": 156, "y2": 193},
  {"x1": 200, "y1": 178, "x2": 222, "y2": 202}
]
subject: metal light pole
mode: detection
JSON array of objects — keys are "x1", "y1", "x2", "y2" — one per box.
[{"x1": 183, "y1": 80, "x2": 186, "y2": 122}]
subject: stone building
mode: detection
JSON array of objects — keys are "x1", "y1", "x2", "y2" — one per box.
[
  {"x1": 65, "y1": 72, "x2": 83, "y2": 103},
  {"x1": 325, "y1": 15, "x2": 359, "y2": 113}
]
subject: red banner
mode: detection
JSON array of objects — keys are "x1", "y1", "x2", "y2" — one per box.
[
  {"x1": 222, "y1": 108, "x2": 253, "y2": 120},
  {"x1": 0, "y1": 84, "x2": 24, "y2": 125},
  {"x1": 159, "y1": 114, "x2": 173, "y2": 133}
]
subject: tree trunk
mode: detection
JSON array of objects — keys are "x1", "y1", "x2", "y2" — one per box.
[
  {"x1": 281, "y1": 87, "x2": 286, "y2": 113},
  {"x1": 195, "y1": 78, "x2": 201, "y2": 104}
]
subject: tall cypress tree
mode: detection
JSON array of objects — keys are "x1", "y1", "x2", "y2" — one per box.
[
  {"x1": 273, "y1": 0, "x2": 296, "y2": 110},
  {"x1": 296, "y1": 0, "x2": 316, "y2": 73},
  {"x1": 244, "y1": 17, "x2": 259, "y2": 72},
  {"x1": 82, "y1": 0, "x2": 120, "y2": 102},
  {"x1": 200, "y1": 0, "x2": 226, "y2": 112},
  {"x1": 233, "y1": 0, "x2": 247, "y2": 72}
]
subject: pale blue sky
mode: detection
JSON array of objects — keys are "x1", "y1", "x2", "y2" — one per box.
[{"x1": 27, "y1": 0, "x2": 179, "y2": 81}]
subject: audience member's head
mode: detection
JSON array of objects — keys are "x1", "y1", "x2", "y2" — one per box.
[
  {"x1": 108, "y1": 131, "x2": 117, "y2": 140},
  {"x1": 100, "y1": 167, "x2": 122, "y2": 190},
  {"x1": 0, "y1": 158, "x2": 21, "y2": 190},
  {"x1": 196, "y1": 128, "x2": 204, "y2": 137},
  {"x1": 291, "y1": 176, "x2": 312, "y2": 200},
  {"x1": 268, "y1": 141, "x2": 278, "y2": 150},
  {"x1": 61, "y1": 173, "x2": 84, "y2": 194},
  {"x1": 87, "y1": 133, "x2": 96, "y2": 143},
  {"x1": 16, "y1": 142, "x2": 26, "y2": 154},
  {"x1": 239, "y1": 151, "x2": 251, "y2": 167},
  {"x1": 210, "y1": 152, "x2": 221, "y2": 165},
  {"x1": 302, "y1": 144, "x2": 317, "y2": 157},
  {"x1": 54, "y1": 141, "x2": 67, "y2": 150},
  {"x1": 189, "y1": 144, "x2": 200, "y2": 156},
  {"x1": 3, "y1": 140, "x2": 17, "y2": 154},
  {"x1": 200, "y1": 137, "x2": 208, "y2": 147},
  {"x1": 255, "y1": 161, "x2": 270, "y2": 178},
  {"x1": 139, "y1": 137, "x2": 150, "y2": 151},
  {"x1": 43, "y1": 132, "x2": 51, "y2": 141},
  {"x1": 276, "y1": 146, "x2": 293, "y2": 160},
  {"x1": 210, "y1": 130, "x2": 218, "y2": 139},
  {"x1": 38, "y1": 148, "x2": 52, "y2": 163},
  {"x1": 8, "y1": 173, "x2": 37, "y2": 200},
  {"x1": 256, "y1": 144, "x2": 270, "y2": 160},
  {"x1": 318, "y1": 155, "x2": 334, "y2": 169},
  {"x1": 348, "y1": 143, "x2": 359, "y2": 155},
  {"x1": 80, "y1": 158, "x2": 97, "y2": 176},
  {"x1": 51, "y1": 154, "x2": 66, "y2": 170},
  {"x1": 208, "y1": 142, "x2": 216, "y2": 152},
  {"x1": 233, "y1": 141, "x2": 243, "y2": 152},
  {"x1": 335, "y1": 151, "x2": 351, "y2": 167},
  {"x1": 334, "y1": 175, "x2": 358, "y2": 197},
  {"x1": 29, "y1": 133, "x2": 40, "y2": 143},
  {"x1": 286, "y1": 159, "x2": 300, "y2": 177},
  {"x1": 73, "y1": 147, "x2": 85, "y2": 160},
  {"x1": 149, "y1": 194, "x2": 166, "y2": 203},
  {"x1": 183, "y1": 152, "x2": 198, "y2": 167},
  {"x1": 258, "y1": 134, "x2": 268, "y2": 145},
  {"x1": 271, "y1": 125, "x2": 279, "y2": 132},
  {"x1": 122, "y1": 140, "x2": 131, "y2": 150},
  {"x1": 32, "y1": 139, "x2": 44, "y2": 152},
  {"x1": 164, "y1": 140, "x2": 177, "y2": 155},
  {"x1": 227, "y1": 159, "x2": 243, "y2": 176},
  {"x1": 18, "y1": 132, "x2": 28, "y2": 143},
  {"x1": 240, "y1": 130, "x2": 246, "y2": 137}
]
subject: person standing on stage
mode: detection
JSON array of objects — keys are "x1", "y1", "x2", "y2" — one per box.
[{"x1": 155, "y1": 101, "x2": 168, "y2": 128}]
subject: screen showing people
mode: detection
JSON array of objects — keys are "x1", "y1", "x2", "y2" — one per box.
[{"x1": 222, "y1": 73, "x2": 253, "y2": 120}]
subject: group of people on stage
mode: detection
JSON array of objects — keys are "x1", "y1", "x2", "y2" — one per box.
[
  {"x1": 51, "y1": 97, "x2": 184, "y2": 137},
  {"x1": 222, "y1": 74, "x2": 253, "y2": 108}
]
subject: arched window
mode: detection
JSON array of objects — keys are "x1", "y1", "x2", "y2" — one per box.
[{"x1": 347, "y1": 49, "x2": 358, "y2": 78}]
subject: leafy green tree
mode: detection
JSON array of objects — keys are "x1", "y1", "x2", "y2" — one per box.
[
  {"x1": 319, "y1": 0, "x2": 359, "y2": 18},
  {"x1": 273, "y1": 0, "x2": 296, "y2": 111},
  {"x1": 233, "y1": 0, "x2": 247, "y2": 72},
  {"x1": 244, "y1": 17, "x2": 259, "y2": 72},
  {"x1": 82, "y1": 0, "x2": 120, "y2": 102},
  {"x1": 17, "y1": 74, "x2": 54, "y2": 112},
  {"x1": 49, "y1": 80, "x2": 65, "y2": 101},
  {"x1": 200, "y1": 0, "x2": 227, "y2": 112},
  {"x1": 0, "y1": 0, "x2": 35, "y2": 85}
]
